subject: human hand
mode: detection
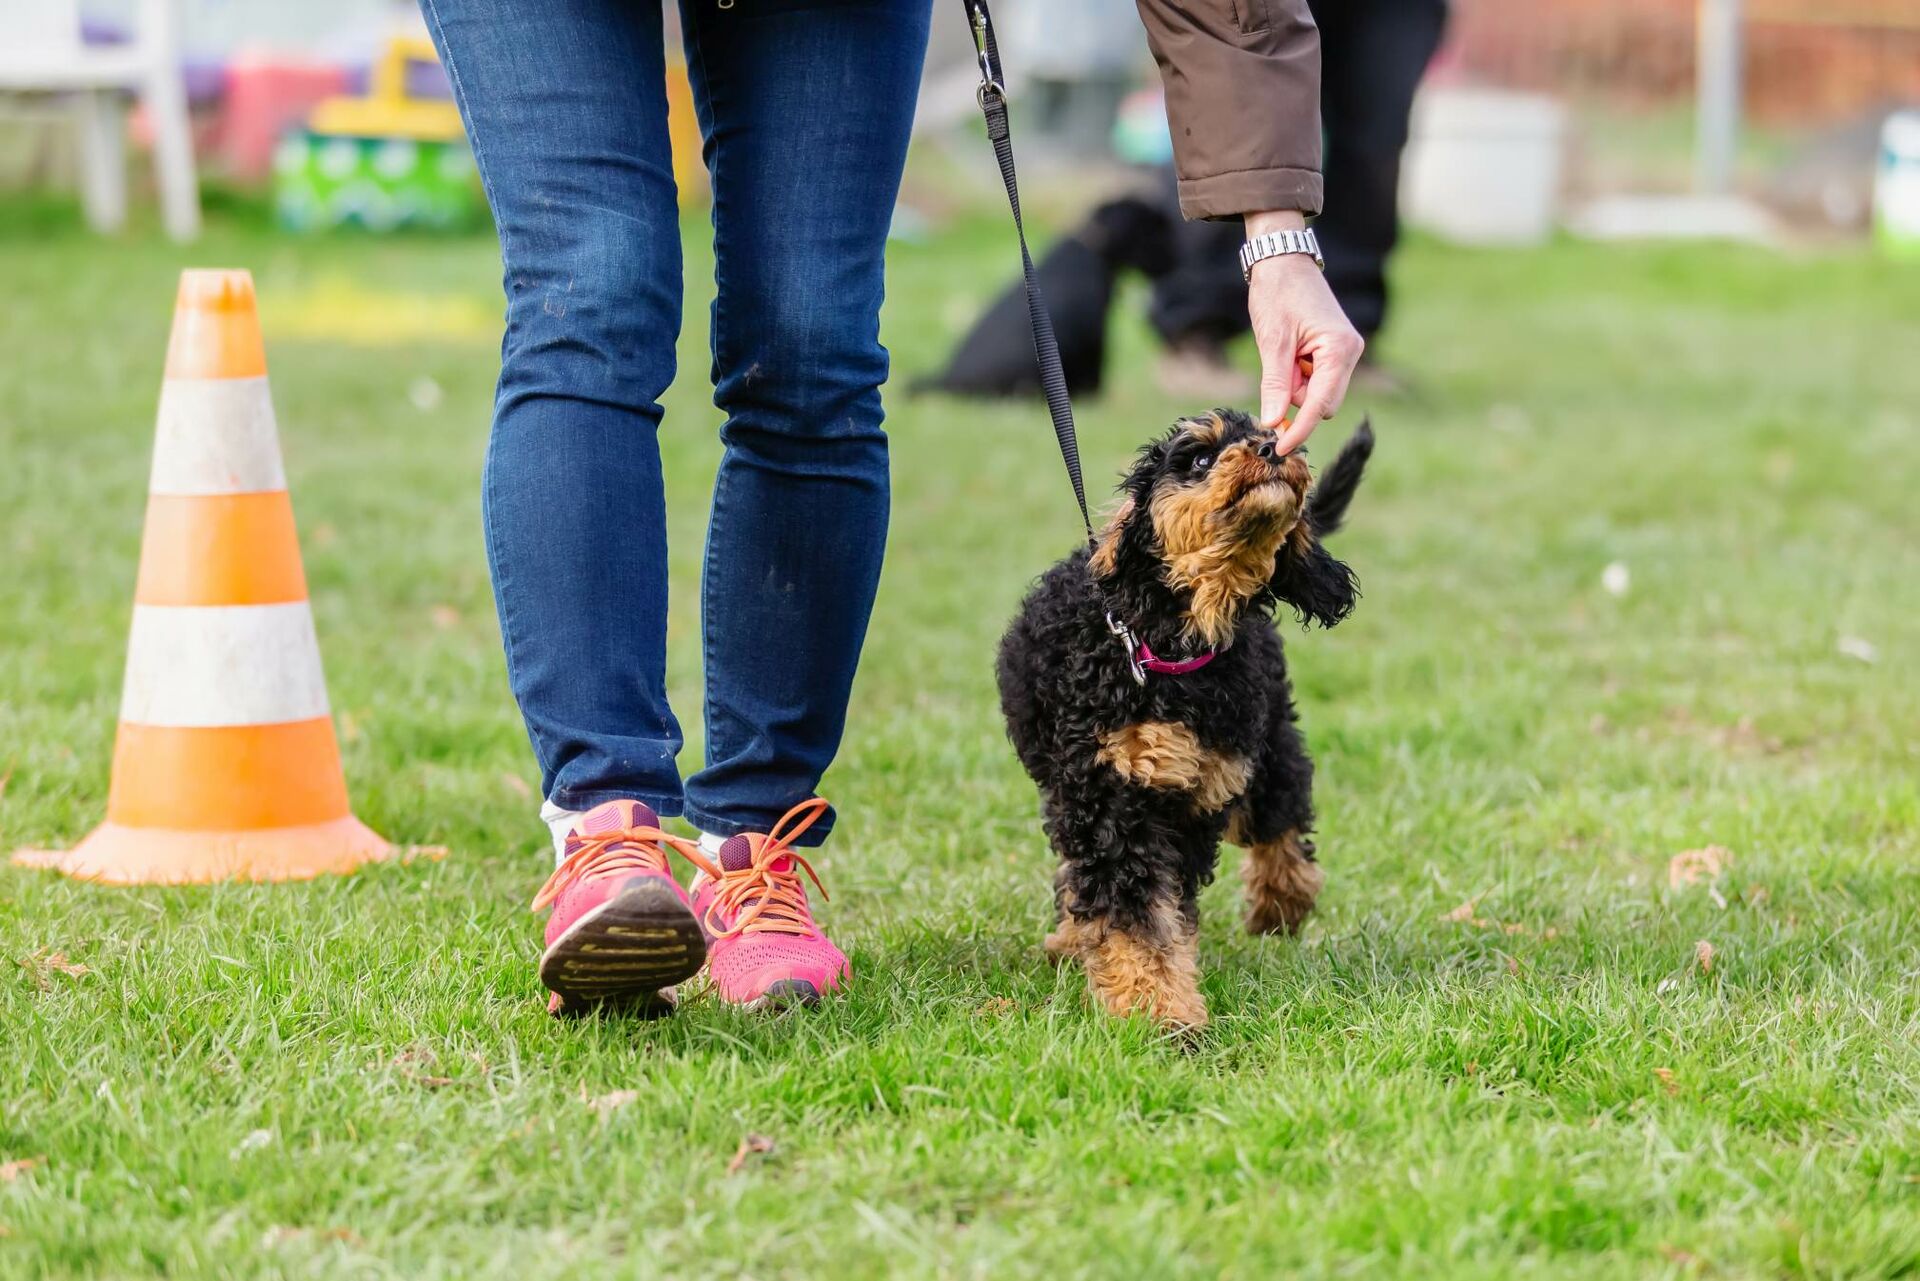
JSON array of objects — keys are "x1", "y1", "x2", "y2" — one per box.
[{"x1": 1244, "y1": 210, "x2": 1364, "y2": 455}]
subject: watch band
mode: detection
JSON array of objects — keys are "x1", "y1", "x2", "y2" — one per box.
[{"x1": 1239, "y1": 227, "x2": 1324, "y2": 281}]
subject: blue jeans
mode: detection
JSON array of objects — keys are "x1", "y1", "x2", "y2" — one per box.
[{"x1": 421, "y1": 0, "x2": 931, "y2": 844}]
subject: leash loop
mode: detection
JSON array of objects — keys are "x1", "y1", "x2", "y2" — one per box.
[{"x1": 960, "y1": 0, "x2": 1096, "y2": 551}]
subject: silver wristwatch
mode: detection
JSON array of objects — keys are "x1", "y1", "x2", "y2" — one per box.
[{"x1": 1239, "y1": 227, "x2": 1324, "y2": 281}]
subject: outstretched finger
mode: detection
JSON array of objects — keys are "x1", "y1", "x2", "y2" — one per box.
[
  {"x1": 1274, "y1": 359, "x2": 1347, "y2": 454},
  {"x1": 1259, "y1": 356, "x2": 1316, "y2": 432}
]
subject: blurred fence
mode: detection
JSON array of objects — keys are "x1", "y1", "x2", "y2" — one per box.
[{"x1": 1444, "y1": 0, "x2": 1920, "y2": 126}]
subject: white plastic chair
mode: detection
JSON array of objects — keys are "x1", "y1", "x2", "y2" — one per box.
[{"x1": 0, "y1": 0, "x2": 201, "y2": 240}]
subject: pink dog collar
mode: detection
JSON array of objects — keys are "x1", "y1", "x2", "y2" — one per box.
[
  {"x1": 1106, "y1": 610, "x2": 1216, "y2": 683},
  {"x1": 1135, "y1": 640, "x2": 1216, "y2": 676}
]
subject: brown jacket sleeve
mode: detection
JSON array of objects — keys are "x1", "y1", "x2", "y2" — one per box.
[{"x1": 1135, "y1": 0, "x2": 1323, "y2": 220}]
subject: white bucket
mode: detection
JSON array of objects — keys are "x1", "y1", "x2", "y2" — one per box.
[
  {"x1": 1401, "y1": 88, "x2": 1567, "y2": 246},
  {"x1": 1874, "y1": 110, "x2": 1920, "y2": 259}
]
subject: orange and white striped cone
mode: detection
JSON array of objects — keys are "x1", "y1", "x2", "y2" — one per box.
[{"x1": 13, "y1": 270, "x2": 391, "y2": 884}]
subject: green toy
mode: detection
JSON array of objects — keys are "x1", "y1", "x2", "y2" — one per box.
[{"x1": 274, "y1": 37, "x2": 483, "y2": 233}]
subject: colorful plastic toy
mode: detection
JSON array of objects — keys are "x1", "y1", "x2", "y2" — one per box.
[{"x1": 273, "y1": 37, "x2": 482, "y2": 232}]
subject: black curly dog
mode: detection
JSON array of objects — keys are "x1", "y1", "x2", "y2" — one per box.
[{"x1": 997, "y1": 408, "x2": 1372, "y2": 1029}]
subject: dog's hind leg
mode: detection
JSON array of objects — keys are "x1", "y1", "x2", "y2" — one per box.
[
  {"x1": 1237, "y1": 828, "x2": 1324, "y2": 937},
  {"x1": 1227, "y1": 673, "x2": 1325, "y2": 936}
]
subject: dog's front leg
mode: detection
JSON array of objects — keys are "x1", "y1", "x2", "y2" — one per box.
[
  {"x1": 1226, "y1": 678, "x2": 1325, "y2": 936},
  {"x1": 1043, "y1": 791, "x2": 1210, "y2": 1032},
  {"x1": 1048, "y1": 896, "x2": 1207, "y2": 1032}
]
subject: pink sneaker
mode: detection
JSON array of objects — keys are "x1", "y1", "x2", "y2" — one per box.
[
  {"x1": 687, "y1": 798, "x2": 850, "y2": 1009},
  {"x1": 531, "y1": 799, "x2": 705, "y2": 1018}
]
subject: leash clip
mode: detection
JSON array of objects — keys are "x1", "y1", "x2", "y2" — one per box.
[
  {"x1": 970, "y1": 6, "x2": 1005, "y2": 105},
  {"x1": 1106, "y1": 611, "x2": 1147, "y2": 686}
]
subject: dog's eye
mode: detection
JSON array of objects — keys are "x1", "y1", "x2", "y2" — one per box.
[{"x1": 1192, "y1": 454, "x2": 1214, "y2": 473}]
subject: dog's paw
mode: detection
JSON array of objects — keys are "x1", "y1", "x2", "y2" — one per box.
[
  {"x1": 1114, "y1": 988, "x2": 1210, "y2": 1035},
  {"x1": 1241, "y1": 833, "x2": 1324, "y2": 936},
  {"x1": 1041, "y1": 927, "x2": 1078, "y2": 965},
  {"x1": 1245, "y1": 900, "x2": 1315, "y2": 937},
  {"x1": 1073, "y1": 917, "x2": 1210, "y2": 1032}
]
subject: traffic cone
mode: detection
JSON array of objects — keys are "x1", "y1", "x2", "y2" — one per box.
[{"x1": 13, "y1": 269, "x2": 391, "y2": 884}]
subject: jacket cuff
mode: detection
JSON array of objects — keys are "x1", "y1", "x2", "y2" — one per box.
[{"x1": 1176, "y1": 167, "x2": 1325, "y2": 222}]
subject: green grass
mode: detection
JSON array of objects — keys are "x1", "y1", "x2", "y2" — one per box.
[{"x1": 2, "y1": 191, "x2": 1919, "y2": 1279}]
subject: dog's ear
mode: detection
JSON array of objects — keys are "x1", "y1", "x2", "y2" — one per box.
[
  {"x1": 1267, "y1": 525, "x2": 1358, "y2": 628},
  {"x1": 1119, "y1": 202, "x2": 1177, "y2": 278},
  {"x1": 1090, "y1": 435, "x2": 1173, "y2": 579},
  {"x1": 1122, "y1": 432, "x2": 1172, "y2": 502},
  {"x1": 1088, "y1": 496, "x2": 1134, "y2": 577},
  {"x1": 1085, "y1": 198, "x2": 1177, "y2": 278}
]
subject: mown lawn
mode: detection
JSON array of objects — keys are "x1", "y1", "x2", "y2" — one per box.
[{"x1": 2, "y1": 191, "x2": 1917, "y2": 1278}]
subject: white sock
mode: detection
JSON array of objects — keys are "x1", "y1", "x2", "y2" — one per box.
[
  {"x1": 544, "y1": 807, "x2": 736, "y2": 872},
  {"x1": 694, "y1": 830, "x2": 731, "y2": 883},
  {"x1": 540, "y1": 798, "x2": 581, "y2": 866}
]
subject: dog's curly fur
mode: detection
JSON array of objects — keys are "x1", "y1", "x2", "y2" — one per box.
[{"x1": 997, "y1": 408, "x2": 1373, "y2": 1030}]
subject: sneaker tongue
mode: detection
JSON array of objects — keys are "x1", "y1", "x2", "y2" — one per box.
[
  {"x1": 574, "y1": 799, "x2": 661, "y2": 840},
  {"x1": 717, "y1": 834, "x2": 797, "y2": 875},
  {"x1": 717, "y1": 834, "x2": 754, "y2": 873}
]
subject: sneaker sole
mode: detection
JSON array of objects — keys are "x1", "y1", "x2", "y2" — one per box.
[{"x1": 541, "y1": 878, "x2": 706, "y2": 1018}]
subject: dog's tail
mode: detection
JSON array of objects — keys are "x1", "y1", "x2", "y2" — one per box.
[{"x1": 1305, "y1": 418, "x2": 1373, "y2": 537}]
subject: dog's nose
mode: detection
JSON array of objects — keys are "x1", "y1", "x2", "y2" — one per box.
[{"x1": 1255, "y1": 435, "x2": 1277, "y2": 461}]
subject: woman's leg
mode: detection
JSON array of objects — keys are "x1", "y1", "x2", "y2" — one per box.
[
  {"x1": 678, "y1": 0, "x2": 932, "y2": 845},
  {"x1": 421, "y1": 0, "x2": 687, "y2": 819}
]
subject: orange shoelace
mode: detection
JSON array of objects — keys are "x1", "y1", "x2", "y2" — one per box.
[
  {"x1": 689, "y1": 797, "x2": 833, "y2": 940},
  {"x1": 530, "y1": 822, "x2": 702, "y2": 913}
]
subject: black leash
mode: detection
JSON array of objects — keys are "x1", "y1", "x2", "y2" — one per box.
[{"x1": 962, "y1": 0, "x2": 1096, "y2": 551}]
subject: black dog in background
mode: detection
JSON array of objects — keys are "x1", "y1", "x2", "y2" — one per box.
[
  {"x1": 916, "y1": 196, "x2": 1174, "y2": 398},
  {"x1": 997, "y1": 409, "x2": 1373, "y2": 1030}
]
